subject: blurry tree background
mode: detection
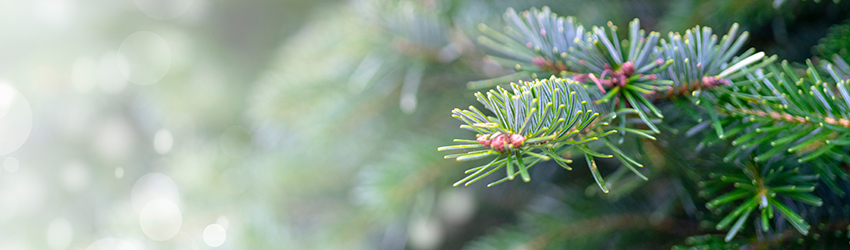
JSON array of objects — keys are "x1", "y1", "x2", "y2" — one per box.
[{"x1": 1, "y1": 0, "x2": 849, "y2": 249}]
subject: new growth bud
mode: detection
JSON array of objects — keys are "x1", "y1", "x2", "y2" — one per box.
[
  {"x1": 477, "y1": 133, "x2": 527, "y2": 153},
  {"x1": 619, "y1": 61, "x2": 635, "y2": 77},
  {"x1": 477, "y1": 134, "x2": 492, "y2": 147}
]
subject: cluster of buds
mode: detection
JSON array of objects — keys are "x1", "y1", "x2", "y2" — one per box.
[
  {"x1": 586, "y1": 61, "x2": 663, "y2": 93},
  {"x1": 477, "y1": 133, "x2": 525, "y2": 153}
]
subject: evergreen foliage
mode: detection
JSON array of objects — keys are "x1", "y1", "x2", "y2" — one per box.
[
  {"x1": 251, "y1": 0, "x2": 850, "y2": 248},
  {"x1": 435, "y1": 4, "x2": 850, "y2": 248}
]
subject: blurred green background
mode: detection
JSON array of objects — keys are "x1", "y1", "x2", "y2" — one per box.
[{"x1": 0, "y1": 0, "x2": 848, "y2": 249}]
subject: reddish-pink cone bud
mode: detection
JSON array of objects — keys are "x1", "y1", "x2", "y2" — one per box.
[
  {"x1": 490, "y1": 134, "x2": 508, "y2": 152},
  {"x1": 619, "y1": 61, "x2": 635, "y2": 77},
  {"x1": 508, "y1": 134, "x2": 525, "y2": 148},
  {"x1": 647, "y1": 74, "x2": 657, "y2": 80},
  {"x1": 477, "y1": 134, "x2": 492, "y2": 147},
  {"x1": 655, "y1": 59, "x2": 664, "y2": 66}
]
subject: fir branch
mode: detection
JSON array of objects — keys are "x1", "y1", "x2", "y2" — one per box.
[
  {"x1": 702, "y1": 58, "x2": 850, "y2": 165},
  {"x1": 440, "y1": 76, "x2": 644, "y2": 192},
  {"x1": 475, "y1": 6, "x2": 585, "y2": 83},
  {"x1": 473, "y1": 8, "x2": 773, "y2": 135}
]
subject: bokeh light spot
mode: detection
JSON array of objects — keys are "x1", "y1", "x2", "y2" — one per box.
[
  {"x1": 408, "y1": 218, "x2": 443, "y2": 250},
  {"x1": 0, "y1": 82, "x2": 33, "y2": 155},
  {"x1": 117, "y1": 31, "x2": 172, "y2": 85},
  {"x1": 203, "y1": 223, "x2": 226, "y2": 247},
  {"x1": 139, "y1": 199, "x2": 182, "y2": 241},
  {"x1": 131, "y1": 173, "x2": 180, "y2": 213}
]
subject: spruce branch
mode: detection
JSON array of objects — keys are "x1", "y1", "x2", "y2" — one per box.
[
  {"x1": 700, "y1": 57, "x2": 850, "y2": 166},
  {"x1": 472, "y1": 6, "x2": 585, "y2": 88},
  {"x1": 439, "y1": 76, "x2": 645, "y2": 192},
  {"x1": 472, "y1": 7, "x2": 773, "y2": 135}
]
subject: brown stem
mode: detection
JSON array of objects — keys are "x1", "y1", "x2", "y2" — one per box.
[{"x1": 728, "y1": 107, "x2": 850, "y2": 128}]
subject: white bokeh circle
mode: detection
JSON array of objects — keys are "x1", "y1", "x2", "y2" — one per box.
[
  {"x1": 408, "y1": 218, "x2": 444, "y2": 250},
  {"x1": 118, "y1": 31, "x2": 172, "y2": 85},
  {"x1": 0, "y1": 83, "x2": 15, "y2": 117},
  {"x1": 139, "y1": 199, "x2": 182, "y2": 241},
  {"x1": 134, "y1": 0, "x2": 194, "y2": 20},
  {"x1": 0, "y1": 83, "x2": 32, "y2": 155},
  {"x1": 131, "y1": 173, "x2": 180, "y2": 213},
  {"x1": 203, "y1": 223, "x2": 226, "y2": 247}
]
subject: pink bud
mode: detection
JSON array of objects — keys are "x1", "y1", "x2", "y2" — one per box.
[
  {"x1": 490, "y1": 134, "x2": 508, "y2": 152},
  {"x1": 647, "y1": 74, "x2": 657, "y2": 80},
  {"x1": 526, "y1": 42, "x2": 533, "y2": 49},
  {"x1": 508, "y1": 134, "x2": 525, "y2": 148},
  {"x1": 701, "y1": 76, "x2": 714, "y2": 86},
  {"x1": 655, "y1": 59, "x2": 664, "y2": 66},
  {"x1": 477, "y1": 134, "x2": 492, "y2": 147},
  {"x1": 540, "y1": 29, "x2": 547, "y2": 36},
  {"x1": 620, "y1": 61, "x2": 635, "y2": 76}
]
